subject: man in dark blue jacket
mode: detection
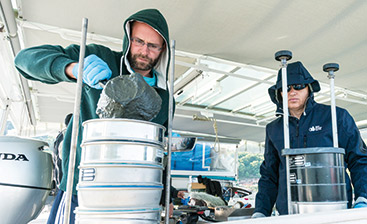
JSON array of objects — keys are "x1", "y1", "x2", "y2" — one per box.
[{"x1": 252, "y1": 61, "x2": 367, "y2": 218}]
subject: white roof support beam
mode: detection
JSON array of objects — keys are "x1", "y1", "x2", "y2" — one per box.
[
  {"x1": 176, "y1": 105, "x2": 257, "y2": 121},
  {"x1": 209, "y1": 74, "x2": 274, "y2": 109},
  {"x1": 175, "y1": 60, "x2": 275, "y2": 84},
  {"x1": 0, "y1": 0, "x2": 36, "y2": 125}
]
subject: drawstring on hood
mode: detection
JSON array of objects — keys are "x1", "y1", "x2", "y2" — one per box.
[
  {"x1": 120, "y1": 9, "x2": 170, "y2": 90},
  {"x1": 268, "y1": 61, "x2": 321, "y2": 116}
]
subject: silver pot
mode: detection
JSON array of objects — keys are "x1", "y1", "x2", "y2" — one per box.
[
  {"x1": 77, "y1": 183, "x2": 163, "y2": 209},
  {"x1": 282, "y1": 147, "x2": 347, "y2": 214},
  {"x1": 79, "y1": 163, "x2": 163, "y2": 184},
  {"x1": 82, "y1": 119, "x2": 165, "y2": 146},
  {"x1": 75, "y1": 207, "x2": 161, "y2": 222},
  {"x1": 81, "y1": 141, "x2": 163, "y2": 165},
  {"x1": 292, "y1": 201, "x2": 347, "y2": 214}
]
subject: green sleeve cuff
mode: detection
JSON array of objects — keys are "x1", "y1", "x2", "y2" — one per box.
[{"x1": 50, "y1": 56, "x2": 77, "y2": 82}]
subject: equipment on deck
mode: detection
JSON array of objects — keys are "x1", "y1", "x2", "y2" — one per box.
[
  {"x1": 275, "y1": 51, "x2": 347, "y2": 214},
  {"x1": 0, "y1": 136, "x2": 53, "y2": 224},
  {"x1": 76, "y1": 119, "x2": 166, "y2": 223}
]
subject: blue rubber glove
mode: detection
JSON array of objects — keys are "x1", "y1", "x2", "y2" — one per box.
[
  {"x1": 251, "y1": 212, "x2": 266, "y2": 218},
  {"x1": 72, "y1": 54, "x2": 112, "y2": 89},
  {"x1": 353, "y1": 197, "x2": 367, "y2": 208},
  {"x1": 354, "y1": 202, "x2": 367, "y2": 208}
]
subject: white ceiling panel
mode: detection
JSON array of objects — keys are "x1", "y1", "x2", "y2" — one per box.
[{"x1": 1, "y1": 0, "x2": 366, "y2": 142}]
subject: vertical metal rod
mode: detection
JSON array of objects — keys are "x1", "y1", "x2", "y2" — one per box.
[
  {"x1": 329, "y1": 71, "x2": 338, "y2": 147},
  {"x1": 164, "y1": 39, "x2": 175, "y2": 224},
  {"x1": 0, "y1": 0, "x2": 37, "y2": 125},
  {"x1": 281, "y1": 59, "x2": 290, "y2": 149},
  {"x1": 63, "y1": 17, "x2": 88, "y2": 224},
  {"x1": 280, "y1": 58, "x2": 292, "y2": 215},
  {"x1": 286, "y1": 154, "x2": 292, "y2": 214}
]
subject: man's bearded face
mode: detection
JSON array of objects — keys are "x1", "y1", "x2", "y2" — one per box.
[{"x1": 128, "y1": 53, "x2": 159, "y2": 71}]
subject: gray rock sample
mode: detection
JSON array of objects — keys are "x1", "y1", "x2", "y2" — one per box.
[{"x1": 96, "y1": 73, "x2": 162, "y2": 121}]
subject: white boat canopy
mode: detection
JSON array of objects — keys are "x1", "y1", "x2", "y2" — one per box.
[{"x1": 1, "y1": 0, "x2": 367, "y2": 143}]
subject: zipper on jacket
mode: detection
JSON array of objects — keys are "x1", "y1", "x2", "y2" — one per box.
[
  {"x1": 303, "y1": 135, "x2": 307, "y2": 148},
  {"x1": 295, "y1": 120, "x2": 299, "y2": 137}
]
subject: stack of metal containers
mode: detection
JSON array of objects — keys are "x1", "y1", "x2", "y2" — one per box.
[{"x1": 75, "y1": 118, "x2": 166, "y2": 223}]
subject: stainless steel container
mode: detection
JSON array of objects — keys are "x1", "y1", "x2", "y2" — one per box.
[
  {"x1": 0, "y1": 136, "x2": 53, "y2": 224},
  {"x1": 79, "y1": 163, "x2": 163, "y2": 184},
  {"x1": 78, "y1": 119, "x2": 166, "y2": 221},
  {"x1": 75, "y1": 207, "x2": 161, "y2": 222},
  {"x1": 82, "y1": 119, "x2": 165, "y2": 146},
  {"x1": 293, "y1": 201, "x2": 347, "y2": 214},
  {"x1": 81, "y1": 141, "x2": 163, "y2": 165},
  {"x1": 282, "y1": 147, "x2": 347, "y2": 214},
  {"x1": 77, "y1": 183, "x2": 163, "y2": 209}
]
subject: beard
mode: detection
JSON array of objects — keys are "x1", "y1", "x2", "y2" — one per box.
[{"x1": 128, "y1": 53, "x2": 160, "y2": 71}]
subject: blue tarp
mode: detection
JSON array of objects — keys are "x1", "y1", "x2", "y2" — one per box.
[{"x1": 171, "y1": 143, "x2": 211, "y2": 171}]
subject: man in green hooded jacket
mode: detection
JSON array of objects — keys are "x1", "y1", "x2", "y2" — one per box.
[{"x1": 14, "y1": 9, "x2": 171, "y2": 224}]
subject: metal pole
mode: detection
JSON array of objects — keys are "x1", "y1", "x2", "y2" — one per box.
[
  {"x1": 285, "y1": 156, "x2": 292, "y2": 214},
  {"x1": 329, "y1": 73, "x2": 338, "y2": 147},
  {"x1": 323, "y1": 63, "x2": 339, "y2": 148},
  {"x1": 281, "y1": 59, "x2": 292, "y2": 215},
  {"x1": 275, "y1": 50, "x2": 292, "y2": 215},
  {"x1": 63, "y1": 18, "x2": 88, "y2": 224},
  {"x1": 0, "y1": 0, "x2": 37, "y2": 125},
  {"x1": 164, "y1": 39, "x2": 175, "y2": 224},
  {"x1": 281, "y1": 60, "x2": 290, "y2": 149}
]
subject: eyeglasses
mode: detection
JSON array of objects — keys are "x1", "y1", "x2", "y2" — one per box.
[
  {"x1": 130, "y1": 37, "x2": 163, "y2": 52},
  {"x1": 282, "y1": 84, "x2": 307, "y2": 92}
]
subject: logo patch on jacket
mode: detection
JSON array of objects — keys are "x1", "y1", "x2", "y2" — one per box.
[{"x1": 309, "y1": 125, "x2": 322, "y2": 132}]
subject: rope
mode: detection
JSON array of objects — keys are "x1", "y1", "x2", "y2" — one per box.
[
  {"x1": 212, "y1": 118, "x2": 220, "y2": 153},
  {"x1": 192, "y1": 114, "x2": 220, "y2": 153}
]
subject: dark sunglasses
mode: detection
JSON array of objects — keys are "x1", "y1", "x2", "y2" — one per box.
[{"x1": 282, "y1": 84, "x2": 307, "y2": 92}]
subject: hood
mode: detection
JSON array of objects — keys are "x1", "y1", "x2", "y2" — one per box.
[
  {"x1": 122, "y1": 9, "x2": 170, "y2": 90},
  {"x1": 268, "y1": 61, "x2": 320, "y2": 105}
]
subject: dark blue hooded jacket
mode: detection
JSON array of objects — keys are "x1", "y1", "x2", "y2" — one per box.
[{"x1": 254, "y1": 61, "x2": 367, "y2": 216}]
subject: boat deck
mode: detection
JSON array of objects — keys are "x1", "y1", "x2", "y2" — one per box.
[{"x1": 29, "y1": 197, "x2": 367, "y2": 224}]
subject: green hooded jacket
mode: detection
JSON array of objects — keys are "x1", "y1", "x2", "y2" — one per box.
[{"x1": 14, "y1": 9, "x2": 171, "y2": 195}]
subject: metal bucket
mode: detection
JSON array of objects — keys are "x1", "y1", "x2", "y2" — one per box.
[
  {"x1": 282, "y1": 147, "x2": 347, "y2": 214},
  {"x1": 0, "y1": 136, "x2": 53, "y2": 224},
  {"x1": 78, "y1": 119, "x2": 165, "y2": 221},
  {"x1": 75, "y1": 207, "x2": 161, "y2": 222},
  {"x1": 81, "y1": 141, "x2": 163, "y2": 165},
  {"x1": 82, "y1": 119, "x2": 165, "y2": 146},
  {"x1": 79, "y1": 163, "x2": 163, "y2": 184},
  {"x1": 77, "y1": 183, "x2": 163, "y2": 209}
]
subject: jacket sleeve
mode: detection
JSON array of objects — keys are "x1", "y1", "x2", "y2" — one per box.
[
  {"x1": 14, "y1": 44, "x2": 83, "y2": 84},
  {"x1": 254, "y1": 125, "x2": 280, "y2": 216},
  {"x1": 338, "y1": 109, "x2": 367, "y2": 200}
]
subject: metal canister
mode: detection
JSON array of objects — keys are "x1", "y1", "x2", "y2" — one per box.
[
  {"x1": 77, "y1": 119, "x2": 166, "y2": 223},
  {"x1": 282, "y1": 147, "x2": 347, "y2": 214}
]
